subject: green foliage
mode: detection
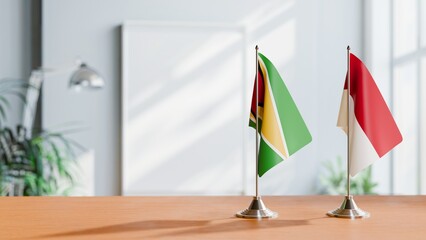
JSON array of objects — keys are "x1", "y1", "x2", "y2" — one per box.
[
  {"x1": 0, "y1": 125, "x2": 81, "y2": 196},
  {"x1": 319, "y1": 156, "x2": 378, "y2": 195}
]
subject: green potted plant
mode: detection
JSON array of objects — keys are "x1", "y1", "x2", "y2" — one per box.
[{"x1": 0, "y1": 79, "x2": 80, "y2": 196}]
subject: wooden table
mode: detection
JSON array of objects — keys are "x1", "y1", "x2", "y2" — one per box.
[{"x1": 1, "y1": 196, "x2": 425, "y2": 239}]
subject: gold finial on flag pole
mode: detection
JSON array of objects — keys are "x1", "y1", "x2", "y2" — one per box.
[
  {"x1": 326, "y1": 46, "x2": 370, "y2": 219},
  {"x1": 236, "y1": 45, "x2": 277, "y2": 219}
]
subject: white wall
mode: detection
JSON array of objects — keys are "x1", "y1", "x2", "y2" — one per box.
[
  {"x1": 316, "y1": 1, "x2": 364, "y2": 190},
  {"x1": 42, "y1": 0, "x2": 363, "y2": 195},
  {"x1": 0, "y1": 0, "x2": 32, "y2": 127}
]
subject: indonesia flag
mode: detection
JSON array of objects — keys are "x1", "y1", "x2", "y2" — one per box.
[{"x1": 337, "y1": 53, "x2": 403, "y2": 176}]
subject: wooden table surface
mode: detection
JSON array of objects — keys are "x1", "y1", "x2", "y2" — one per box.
[{"x1": 1, "y1": 195, "x2": 425, "y2": 240}]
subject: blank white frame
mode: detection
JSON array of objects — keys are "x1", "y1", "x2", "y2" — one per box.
[{"x1": 121, "y1": 21, "x2": 248, "y2": 195}]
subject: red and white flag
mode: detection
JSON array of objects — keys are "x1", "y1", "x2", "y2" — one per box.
[{"x1": 337, "y1": 53, "x2": 403, "y2": 176}]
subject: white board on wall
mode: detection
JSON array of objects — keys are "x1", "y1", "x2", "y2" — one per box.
[{"x1": 121, "y1": 21, "x2": 247, "y2": 195}]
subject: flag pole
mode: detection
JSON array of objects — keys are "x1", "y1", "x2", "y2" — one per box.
[
  {"x1": 346, "y1": 45, "x2": 351, "y2": 198},
  {"x1": 326, "y1": 46, "x2": 369, "y2": 219},
  {"x1": 255, "y1": 45, "x2": 259, "y2": 198},
  {"x1": 236, "y1": 45, "x2": 277, "y2": 219}
]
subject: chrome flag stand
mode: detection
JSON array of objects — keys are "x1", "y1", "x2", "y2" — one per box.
[
  {"x1": 236, "y1": 196, "x2": 277, "y2": 218},
  {"x1": 236, "y1": 45, "x2": 277, "y2": 219},
  {"x1": 326, "y1": 46, "x2": 369, "y2": 219}
]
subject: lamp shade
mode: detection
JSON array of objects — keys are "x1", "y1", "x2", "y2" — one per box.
[{"x1": 69, "y1": 63, "x2": 104, "y2": 90}]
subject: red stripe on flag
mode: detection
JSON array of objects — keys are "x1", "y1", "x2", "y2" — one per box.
[
  {"x1": 344, "y1": 53, "x2": 402, "y2": 157},
  {"x1": 251, "y1": 64, "x2": 265, "y2": 116}
]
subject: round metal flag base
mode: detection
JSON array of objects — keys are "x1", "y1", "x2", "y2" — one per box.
[
  {"x1": 327, "y1": 195, "x2": 370, "y2": 219},
  {"x1": 236, "y1": 196, "x2": 278, "y2": 219}
]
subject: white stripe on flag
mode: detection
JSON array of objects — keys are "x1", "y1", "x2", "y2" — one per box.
[
  {"x1": 350, "y1": 113, "x2": 380, "y2": 176},
  {"x1": 337, "y1": 90, "x2": 348, "y2": 134},
  {"x1": 337, "y1": 90, "x2": 381, "y2": 176}
]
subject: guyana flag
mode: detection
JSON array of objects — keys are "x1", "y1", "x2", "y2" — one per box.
[{"x1": 249, "y1": 53, "x2": 312, "y2": 177}]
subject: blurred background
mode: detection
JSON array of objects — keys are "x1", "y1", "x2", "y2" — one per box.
[{"x1": 0, "y1": 0, "x2": 424, "y2": 196}]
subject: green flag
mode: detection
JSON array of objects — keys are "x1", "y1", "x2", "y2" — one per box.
[{"x1": 249, "y1": 53, "x2": 312, "y2": 176}]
